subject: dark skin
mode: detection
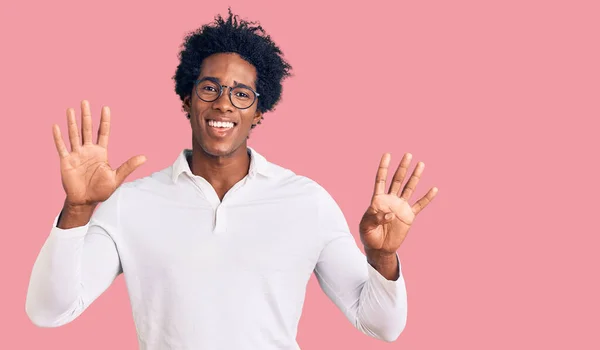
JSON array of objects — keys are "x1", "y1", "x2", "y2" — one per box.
[
  {"x1": 53, "y1": 53, "x2": 438, "y2": 281},
  {"x1": 182, "y1": 53, "x2": 263, "y2": 201},
  {"x1": 359, "y1": 153, "x2": 438, "y2": 279}
]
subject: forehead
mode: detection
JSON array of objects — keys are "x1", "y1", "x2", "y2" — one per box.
[{"x1": 199, "y1": 53, "x2": 257, "y2": 87}]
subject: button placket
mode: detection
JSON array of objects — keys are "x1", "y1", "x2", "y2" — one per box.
[
  {"x1": 187, "y1": 174, "x2": 251, "y2": 234},
  {"x1": 213, "y1": 177, "x2": 248, "y2": 234},
  {"x1": 213, "y1": 205, "x2": 227, "y2": 234}
]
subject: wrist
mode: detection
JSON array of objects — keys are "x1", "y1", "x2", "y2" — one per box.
[
  {"x1": 64, "y1": 199, "x2": 97, "y2": 213},
  {"x1": 57, "y1": 200, "x2": 97, "y2": 229},
  {"x1": 365, "y1": 247, "x2": 397, "y2": 264},
  {"x1": 365, "y1": 248, "x2": 399, "y2": 280}
]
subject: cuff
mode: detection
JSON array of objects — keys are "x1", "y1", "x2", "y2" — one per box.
[
  {"x1": 50, "y1": 212, "x2": 90, "y2": 239},
  {"x1": 367, "y1": 253, "x2": 404, "y2": 286}
]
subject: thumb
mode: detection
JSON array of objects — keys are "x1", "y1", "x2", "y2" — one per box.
[
  {"x1": 116, "y1": 155, "x2": 147, "y2": 185},
  {"x1": 361, "y1": 208, "x2": 394, "y2": 233}
]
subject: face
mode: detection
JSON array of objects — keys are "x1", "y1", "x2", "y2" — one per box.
[{"x1": 184, "y1": 53, "x2": 262, "y2": 158}]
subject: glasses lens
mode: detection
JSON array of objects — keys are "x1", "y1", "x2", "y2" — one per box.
[
  {"x1": 196, "y1": 80, "x2": 220, "y2": 102},
  {"x1": 231, "y1": 86, "x2": 256, "y2": 109}
]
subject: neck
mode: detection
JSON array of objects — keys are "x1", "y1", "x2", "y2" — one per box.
[{"x1": 188, "y1": 142, "x2": 251, "y2": 200}]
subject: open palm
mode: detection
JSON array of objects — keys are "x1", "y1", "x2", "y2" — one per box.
[
  {"x1": 359, "y1": 153, "x2": 438, "y2": 254},
  {"x1": 53, "y1": 100, "x2": 146, "y2": 206}
]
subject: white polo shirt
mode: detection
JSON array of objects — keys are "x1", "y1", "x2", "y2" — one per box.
[{"x1": 26, "y1": 147, "x2": 407, "y2": 350}]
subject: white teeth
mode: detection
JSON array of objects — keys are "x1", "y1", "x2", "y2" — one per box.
[{"x1": 208, "y1": 120, "x2": 234, "y2": 128}]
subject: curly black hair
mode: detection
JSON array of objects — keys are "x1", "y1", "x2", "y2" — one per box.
[{"x1": 173, "y1": 8, "x2": 292, "y2": 128}]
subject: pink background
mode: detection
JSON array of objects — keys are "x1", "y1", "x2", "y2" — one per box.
[{"x1": 1, "y1": 0, "x2": 598, "y2": 348}]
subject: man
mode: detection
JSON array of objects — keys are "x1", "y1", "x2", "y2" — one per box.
[{"x1": 26, "y1": 9, "x2": 438, "y2": 350}]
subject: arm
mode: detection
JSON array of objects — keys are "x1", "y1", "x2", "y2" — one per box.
[
  {"x1": 315, "y1": 152, "x2": 438, "y2": 342},
  {"x1": 315, "y1": 235, "x2": 407, "y2": 342},
  {"x1": 313, "y1": 189, "x2": 407, "y2": 342},
  {"x1": 25, "y1": 100, "x2": 144, "y2": 327},
  {"x1": 25, "y1": 190, "x2": 122, "y2": 328}
]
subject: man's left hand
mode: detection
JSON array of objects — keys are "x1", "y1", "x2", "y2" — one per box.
[{"x1": 359, "y1": 152, "x2": 438, "y2": 256}]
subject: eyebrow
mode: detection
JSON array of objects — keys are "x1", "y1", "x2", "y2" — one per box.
[
  {"x1": 200, "y1": 76, "x2": 255, "y2": 90},
  {"x1": 233, "y1": 81, "x2": 255, "y2": 91}
]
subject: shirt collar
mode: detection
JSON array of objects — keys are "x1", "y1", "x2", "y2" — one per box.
[{"x1": 171, "y1": 147, "x2": 273, "y2": 184}]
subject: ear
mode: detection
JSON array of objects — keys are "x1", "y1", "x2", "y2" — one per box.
[
  {"x1": 183, "y1": 95, "x2": 191, "y2": 112},
  {"x1": 183, "y1": 95, "x2": 192, "y2": 119},
  {"x1": 252, "y1": 111, "x2": 263, "y2": 126}
]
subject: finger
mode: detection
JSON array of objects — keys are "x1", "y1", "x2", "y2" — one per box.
[
  {"x1": 97, "y1": 106, "x2": 111, "y2": 148},
  {"x1": 362, "y1": 208, "x2": 393, "y2": 232},
  {"x1": 400, "y1": 162, "x2": 425, "y2": 201},
  {"x1": 412, "y1": 187, "x2": 439, "y2": 215},
  {"x1": 115, "y1": 155, "x2": 147, "y2": 185},
  {"x1": 66, "y1": 108, "x2": 80, "y2": 152},
  {"x1": 388, "y1": 153, "x2": 412, "y2": 195},
  {"x1": 52, "y1": 124, "x2": 69, "y2": 158},
  {"x1": 81, "y1": 100, "x2": 93, "y2": 145},
  {"x1": 373, "y1": 153, "x2": 391, "y2": 196}
]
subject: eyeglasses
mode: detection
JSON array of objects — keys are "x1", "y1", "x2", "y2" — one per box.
[{"x1": 194, "y1": 77, "x2": 260, "y2": 110}]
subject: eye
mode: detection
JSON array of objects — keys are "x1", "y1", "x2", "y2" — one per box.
[
  {"x1": 235, "y1": 91, "x2": 249, "y2": 99},
  {"x1": 203, "y1": 86, "x2": 217, "y2": 92}
]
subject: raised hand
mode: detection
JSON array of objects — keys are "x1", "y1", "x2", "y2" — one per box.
[
  {"x1": 359, "y1": 153, "x2": 438, "y2": 255},
  {"x1": 53, "y1": 100, "x2": 146, "y2": 208}
]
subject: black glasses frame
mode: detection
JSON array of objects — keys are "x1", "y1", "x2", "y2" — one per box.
[{"x1": 194, "y1": 77, "x2": 260, "y2": 110}]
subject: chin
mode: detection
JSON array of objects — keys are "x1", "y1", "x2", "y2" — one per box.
[
  {"x1": 197, "y1": 138, "x2": 241, "y2": 158},
  {"x1": 191, "y1": 119, "x2": 248, "y2": 158}
]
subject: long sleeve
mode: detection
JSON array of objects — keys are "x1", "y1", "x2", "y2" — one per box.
[
  {"x1": 25, "y1": 190, "x2": 123, "y2": 328},
  {"x1": 313, "y1": 189, "x2": 408, "y2": 342}
]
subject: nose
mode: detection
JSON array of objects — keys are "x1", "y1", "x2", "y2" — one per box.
[{"x1": 212, "y1": 87, "x2": 235, "y2": 113}]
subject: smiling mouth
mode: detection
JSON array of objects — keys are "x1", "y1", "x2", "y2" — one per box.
[{"x1": 207, "y1": 119, "x2": 237, "y2": 129}]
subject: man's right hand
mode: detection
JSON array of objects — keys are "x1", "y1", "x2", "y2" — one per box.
[{"x1": 53, "y1": 100, "x2": 146, "y2": 228}]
